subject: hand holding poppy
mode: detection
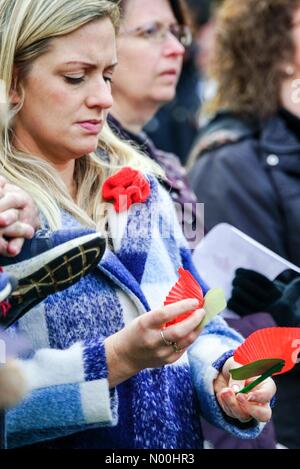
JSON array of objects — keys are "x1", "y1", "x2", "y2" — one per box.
[
  {"x1": 214, "y1": 356, "x2": 276, "y2": 424},
  {"x1": 214, "y1": 327, "x2": 300, "y2": 424},
  {"x1": 163, "y1": 267, "x2": 227, "y2": 328}
]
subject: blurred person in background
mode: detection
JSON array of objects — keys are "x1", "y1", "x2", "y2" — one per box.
[
  {"x1": 109, "y1": 0, "x2": 204, "y2": 248},
  {"x1": 188, "y1": 0, "x2": 300, "y2": 448},
  {"x1": 145, "y1": 0, "x2": 219, "y2": 164}
]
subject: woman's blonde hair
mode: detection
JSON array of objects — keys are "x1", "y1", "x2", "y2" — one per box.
[
  {"x1": 205, "y1": 0, "x2": 300, "y2": 120},
  {"x1": 0, "y1": 0, "x2": 162, "y2": 232}
]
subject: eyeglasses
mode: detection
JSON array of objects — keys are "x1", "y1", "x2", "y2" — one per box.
[{"x1": 120, "y1": 21, "x2": 192, "y2": 48}]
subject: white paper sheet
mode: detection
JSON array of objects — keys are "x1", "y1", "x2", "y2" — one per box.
[{"x1": 193, "y1": 223, "x2": 300, "y2": 300}]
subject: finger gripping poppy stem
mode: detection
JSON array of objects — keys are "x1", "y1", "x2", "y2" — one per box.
[{"x1": 237, "y1": 362, "x2": 284, "y2": 394}]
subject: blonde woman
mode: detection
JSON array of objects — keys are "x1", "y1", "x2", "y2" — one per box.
[{"x1": 0, "y1": 0, "x2": 275, "y2": 449}]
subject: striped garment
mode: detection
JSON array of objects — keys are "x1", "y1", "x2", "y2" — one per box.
[{"x1": 6, "y1": 176, "x2": 264, "y2": 448}]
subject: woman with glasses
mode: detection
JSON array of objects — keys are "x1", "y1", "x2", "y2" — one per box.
[
  {"x1": 108, "y1": 0, "x2": 203, "y2": 249},
  {"x1": 0, "y1": 0, "x2": 275, "y2": 449}
]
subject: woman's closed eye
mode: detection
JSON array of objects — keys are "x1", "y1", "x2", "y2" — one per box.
[
  {"x1": 64, "y1": 75, "x2": 113, "y2": 85},
  {"x1": 64, "y1": 75, "x2": 85, "y2": 85}
]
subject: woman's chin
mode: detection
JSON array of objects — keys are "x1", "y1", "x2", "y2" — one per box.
[
  {"x1": 154, "y1": 89, "x2": 177, "y2": 105},
  {"x1": 73, "y1": 141, "x2": 99, "y2": 157}
]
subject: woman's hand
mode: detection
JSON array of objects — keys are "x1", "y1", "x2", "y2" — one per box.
[
  {"x1": 214, "y1": 356, "x2": 276, "y2": 423},
  {"x1": 0, "y1": 176, "x2": 40, "y2": 256},
  {"x1": 105, "y1": 298, "x2": 205, "y2": 388}
]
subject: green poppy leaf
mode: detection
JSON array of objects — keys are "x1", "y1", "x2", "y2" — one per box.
[
  {"x1": 201, "y1": 288, "x2": 227, "y2": 327},
  {"x1": 230, "y1": 358, "x2": 285, "y2": 380}
]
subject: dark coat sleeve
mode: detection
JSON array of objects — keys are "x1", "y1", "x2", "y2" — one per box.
[{"x1": 188, "y1": 139, "x2": 288, "y2": 258}]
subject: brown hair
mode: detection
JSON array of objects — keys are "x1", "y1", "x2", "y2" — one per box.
[{"x1": 206, "y1": 0, "x2": 300, "y2": 120}]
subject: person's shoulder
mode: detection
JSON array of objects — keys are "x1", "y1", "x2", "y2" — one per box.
[{"x1": 191, "y1": 111, "x2": 260, "y2": 165}]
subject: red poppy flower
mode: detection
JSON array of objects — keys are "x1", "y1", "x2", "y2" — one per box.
[
  {"x1": 163, "y1": 267, "x2": 226, "y2": 328},
  {"x1": 0, "y1": 268, "x2": 11, "y2": 319},
  {"x1": 234, "y1": 327, "x2": 300, "y2": 375},
  {"x1": 230, "y1": 327, "x2": 300, "y2": 394},
  {"x1": 0, "y1": 300, "x2": 11, "y2": 319},
  {"x1": 102, "y1": 167, "x2": 151, "y2": 213}
]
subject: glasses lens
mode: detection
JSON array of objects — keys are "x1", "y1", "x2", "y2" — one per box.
[{"x1": 170, "y1": 25, "x2": 192, "y2": 47}]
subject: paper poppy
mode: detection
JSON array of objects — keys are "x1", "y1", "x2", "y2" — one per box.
[
  {"x1": 164, "y1": 267, "x2": 226, "y2": 327},
  {"x1": 102, "y1": 167, "x2": 151, "y2": 213},
  {"x1": 0, "y1": 300, "x2": 11, "y2": 319},
  {"x1": 230, "y1": 327, "x2": 300, "y2": 394},
  {"x1": 0, "y1": 267, "x2": 11, "y2": 320}
]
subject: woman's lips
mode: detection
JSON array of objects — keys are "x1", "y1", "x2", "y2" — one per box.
[
  {"x1": 160, "y1": 69, "x2": 178, "y2": 77},
  {"x1": 77, "y1": 121, "x2": 102, "y2": 134}
]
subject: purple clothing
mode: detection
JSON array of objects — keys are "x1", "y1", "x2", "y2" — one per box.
[{"x1": 108, "y1": 114, "x2": 204, "y2": 248}]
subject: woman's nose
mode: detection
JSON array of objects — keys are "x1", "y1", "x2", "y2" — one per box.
[
  {"x1": 163, "y1": 33, "x2": 185, "y2": 57},
  {"x1": 85, "y1": 79, "x2": 113, "y2": 110}
]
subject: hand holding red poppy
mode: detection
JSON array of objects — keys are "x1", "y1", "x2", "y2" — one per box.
[{"x1": 214, "y1": 357, "x2": 276, "y2": 423}]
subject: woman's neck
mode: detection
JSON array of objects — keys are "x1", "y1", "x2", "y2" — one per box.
[
  {"x1": 55, "y1": 160, "x2": 77, "y2": 200},
  {"x1": 13, "y1": 131, "x2": 76, "y2": 199},
  {"x1": 111, "y1": 96, "x2": 158, "y2": 135}
]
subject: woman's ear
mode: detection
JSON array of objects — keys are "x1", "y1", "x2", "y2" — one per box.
[
  {"x1": 280, "y1": 62, "x2": 296, "y2": 78},
  {"x1": 284, "y1": 64, "x2": 296, "y2": 77},
  {"x1": 9, "y1": 68, "x2": 21, "y2": 105}
]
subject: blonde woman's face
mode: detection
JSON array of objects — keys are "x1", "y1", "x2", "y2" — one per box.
[
  {"x1": 12, "y1": 18, "x2": 117, "y2": 165},
  {"x1": 112, "y1": 0, "x2": 185, "y2": 115}
]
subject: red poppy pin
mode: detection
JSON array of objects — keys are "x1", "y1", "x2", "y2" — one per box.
[{"x1": 102, "y1": 167, "x2": 151, "y2": 213}]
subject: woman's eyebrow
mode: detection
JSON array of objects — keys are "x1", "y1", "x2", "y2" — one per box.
[
  {"x1": 63, "y1": 61, "x2": 97, "y2": 68},
  {"x1": 63, "y1": 61, "x2": 118, "y2": 68}
]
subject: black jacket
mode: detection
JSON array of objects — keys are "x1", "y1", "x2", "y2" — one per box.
[
  {"x1": 188, "y1": 111, "x2": 300, "y2": 267},
  {"x1": 189, "y1": 111, "x2": 300, "y2": 448}
]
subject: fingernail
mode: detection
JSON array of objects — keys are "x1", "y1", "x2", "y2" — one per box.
[
  {"x1": 190, "y1": 299, "x2": 199, "y2": 307},
  {"x1": 231, "y1": 384, "x2": 240, "y2": 393}
]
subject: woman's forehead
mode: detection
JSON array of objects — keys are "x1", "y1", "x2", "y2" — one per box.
[
  {"x1": 121, "y1": 0, "x2": 175, "y2": 26},
  {"x1": 41, "y1": 19, "x2": 117, "y2": 67}
]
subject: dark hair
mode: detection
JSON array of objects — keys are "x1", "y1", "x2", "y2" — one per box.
[
  {"x1": 206, "y1": 0, "x2": 300, "y2": 120},
  {"x1": 186, "y1": 0, "x2": 212, "y2": 27},
  {"x1": 118, "y1": 0, "x2": 188, "y2": 26}
]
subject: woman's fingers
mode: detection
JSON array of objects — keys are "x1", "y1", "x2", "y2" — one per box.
[
  {"x1": 0, "y1": 236, "x2": 9, "y2": 256},
  {"x1": 216, "y1": 357, "x2": 275, "y2": 423},
  {"x1": 0, "y1": 222, "x2": 34, "y2": 240},
  {"x1": 168, "y1": 308, "x2": 206, "y2": 339},
  {"x1": 6, "y1": 237, "x2": 26, "y2": 256},
  {"x1": 144, "y1": 299, "x2": 206, "y2": 351},
  {"x1": 218, "y1": 388, "x2": 252, "y2": 421},
  {"x1": 236, "y1": 394, "x2": 272, "y2": 422},
  {"x1": 217, "y1": 383, "x2": 274, "y2": 423},
  {"x1": 0, "y1": 208, "x2": 19, "y2": 227},
  {"x1": 0, "y1": 192, "x2": 26, "y2": 213},
  {"x1": 245, "y1": 378, "x2": 277, "y2": 403},
  {"x1": 148, "y1": 298, "x2": 201, "y2": 328}
]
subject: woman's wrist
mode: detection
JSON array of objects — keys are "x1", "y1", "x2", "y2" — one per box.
[{"x1": 104, "y1": 332, "x2": 140, "y2": 388}]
